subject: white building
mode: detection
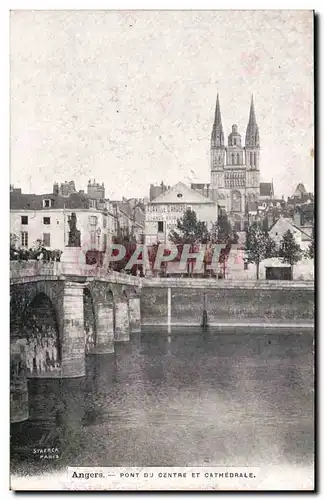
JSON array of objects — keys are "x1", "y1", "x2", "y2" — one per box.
[
  {"x1": 10, "y1": 185, "x2": 115, "y2": 258},
  {"x1": 145, "y1": 181, "x2": 218, "y2": 245},
  {"x1": 268, "y1": 216, "x2": 312, "y2": 253}
]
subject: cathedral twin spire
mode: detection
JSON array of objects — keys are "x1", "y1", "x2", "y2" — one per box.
[{"x1": 211, "y1": 94, "x2": 259, "y2": 149}]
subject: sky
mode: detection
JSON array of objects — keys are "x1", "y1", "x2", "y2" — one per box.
[{"x1": 10, "y1": 10, "x2": 314, "y2": 200}]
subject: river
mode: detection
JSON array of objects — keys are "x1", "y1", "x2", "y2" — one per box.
[{"x1": 11, "y1": 328, "x2": 314, "y2": 488}]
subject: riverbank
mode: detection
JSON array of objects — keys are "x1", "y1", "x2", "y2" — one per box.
[{"x1": 141, "y1": 279, "x2": 314, "y2": 328}]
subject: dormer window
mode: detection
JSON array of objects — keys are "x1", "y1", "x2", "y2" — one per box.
[{"x1": 43, "y1": 198, "x2": 51, "y2": 208}]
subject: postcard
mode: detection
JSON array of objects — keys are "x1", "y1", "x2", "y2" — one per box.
[{"x1": 10, "y1": 9, "x2": 314, "y2": 491}]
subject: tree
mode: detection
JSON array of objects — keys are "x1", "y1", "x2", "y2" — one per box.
[
  {"x1": 264, "y1": 236, "x2": 278, "y2": 259},
  {"x1": 278, "y1": 229, "x2": 303, "y2": 276},
  {"x1": 10, "y1": 234, "x2": 19, "y2": 260},
  {"x1": 245, "y1": 223, "x2": 277, "y2": 279},
  {"x1": 207, "y1": 212, "x2": 239, "y2": 278},
  {"x1": 306, "y1": 227, "x2": 314, "y2": 260},
  {"x1": 169, "y1": 209, "x2": 210, "y2": 276},
  {"x1": 210, "y1": 210, "x2": 238, "y2": 245},
  {"x1": 169, "y1": 209, "x2": 210, "y2": 246}
]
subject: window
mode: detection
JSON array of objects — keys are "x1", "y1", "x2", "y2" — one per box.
[
  {"x1": 89, "y1": 199, "x2": 96, "y2": 209},
  {"x1": 89, "y1": 216, "x2": 98, "y2": 226},
  {"x1": 43, "y1": 199, "x2": 51, "y2": 208},
  {"x1": 90, "y1": 231, "x2": 96, "y2": 245},
  {"x1": 21, "y1": 231, "x2": 28, "y2": 247},
  {"x1": 244, "y1": 261, "x2": 249, "y2": 271},
  {"x1": 43, "y1": 217, "x2": 51, "y2": 225},
  {"x1": 158, "y1": 221, "x2": 164, "y2": 232},
  {"x1": 231, "y1": 190, "x2": 242, "y2": 212},
  {"x1": 177, "y1": 193, "x2": 183, "y2": 198},
  {"x1": 233, "y1": 138, "x2": 236, "y2": 145},
  {"x1": 21, "y1": 216, "x2": 28, "y2": 225},
  {"x1": 103, "y1": 233, "x2": 107, "y2": 252},
  {"x1": 103, "y1": 217, "x2": 107, "y2": 228},
  {"x1": 43, "y1": 233, "x2": 51, "y2": 247}
]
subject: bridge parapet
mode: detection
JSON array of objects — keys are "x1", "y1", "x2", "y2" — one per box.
[{"x1": 10, "y1": 261, "x2": 142, "y2": 287}]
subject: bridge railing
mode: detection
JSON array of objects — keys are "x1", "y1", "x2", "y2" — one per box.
[
  {"x1": 10, "y1": 261, "x2": 314, "y2": 290},
  {"x1": 10, "y1": 260, "x2": 142, "y2": 286}
]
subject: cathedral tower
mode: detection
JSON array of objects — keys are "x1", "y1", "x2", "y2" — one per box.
[
  {"x1": 227, "y1": 124, "x2": 244, "y2": 165},
  {"x1": 245, "y1": 95, "x2": 260, "y2": 168},
  {"x1": 209, "y1": 93, "x2": 261, "y2": 222},
  {"x1": 210, "y1": 94, "x2": 226, "y2": 169}
]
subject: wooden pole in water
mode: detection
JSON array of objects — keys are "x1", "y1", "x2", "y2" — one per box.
[{"x1": 202, "y1": 292, "x2": 208, "y2": 328}]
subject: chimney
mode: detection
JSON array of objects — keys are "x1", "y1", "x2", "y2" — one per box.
[{"x1": 53, "y1": 182, "x2": 59, "y2": 195}]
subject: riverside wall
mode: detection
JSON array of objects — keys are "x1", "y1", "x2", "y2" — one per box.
[{"x1": 140, "y1": 279, "x2": 314, "y2": 328}]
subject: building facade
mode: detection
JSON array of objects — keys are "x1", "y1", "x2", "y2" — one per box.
[
  {"x1": 268, "y1": 216, "x2": 312, "y2": 253},
  {"x1": 145, "y1": 181, "x2": 217, "y2": 245},
  {"x1": 209, "y1": 94, "x2": 260, "y2": 230},
  {"x1": 10, "y1": 183, "x2": 114, "y2": 258}
]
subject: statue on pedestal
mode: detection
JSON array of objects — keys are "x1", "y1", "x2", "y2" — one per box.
[{"x1": 68, "y1": 213, "x2": 81, "y2": 247}]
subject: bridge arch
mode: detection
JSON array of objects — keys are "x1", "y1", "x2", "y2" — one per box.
[{"x1": 23, "y1": 292, "x2": 61, "y2": 376}]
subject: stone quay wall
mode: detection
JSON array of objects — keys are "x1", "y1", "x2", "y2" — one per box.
[{"x1": 140, "y1": 278, "x2": 314, "y2": 328}]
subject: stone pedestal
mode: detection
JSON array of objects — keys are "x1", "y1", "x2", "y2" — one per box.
[
  {"x1": 114, "y1": 301, "x2": 130, "y2": 342},
  {"x1": 92, "y1": 302, "x2": 115, "y2": 354},
  {"x1": 61, "y1": 247, "x2": 85, "y2": 265},
  {"x1": 129, "y1": 297, "x2": 141, "y2": 332},
  {"x1": 10, "y1": 339, "x2": 29, "y2": 423},
  {"x1": 61, "y1": 282, "x2": 85, "y2": 377}
]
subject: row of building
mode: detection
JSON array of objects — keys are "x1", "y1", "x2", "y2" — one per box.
[
  {"x1": 10, "y1": 94, "x2": 314, "y2": 263},
  {"x1": 10, "y1": 177, "x2": 314, "y2": 262},
  {"x1": 10, "y1": 180, "x2": 145, "y2": 259}
]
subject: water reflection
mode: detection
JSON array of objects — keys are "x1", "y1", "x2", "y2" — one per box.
[{"x1": 11, "y1": 328, "x2": 314, "y2": 474}]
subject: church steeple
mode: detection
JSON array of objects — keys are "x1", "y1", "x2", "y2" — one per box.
[
  {"x1": 211, "y1": 93, "x2": 226, "y2": 171},
  {"x1": 245, "y1": 95, "x2": 260, "y2": 168},
  {"x1": 211, "y1": 93, "x2": 224, "y2": 148},
  {"x1": 245, "y1": 95, "x2": 260, "y2": 148}
]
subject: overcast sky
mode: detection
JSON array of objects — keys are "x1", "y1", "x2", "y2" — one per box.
[{"x1": 10, "y1": 10, "x2": 314, "y2": 200}]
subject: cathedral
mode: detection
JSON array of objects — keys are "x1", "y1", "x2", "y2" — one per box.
[
  {"x1": 192, "y1": 94, "x2": 261, "y2": 231},
  {"x1": 210, "y1": 94, "x2": 260, "y2": 228},
  {"x1": 149, "y1": 93, "x2": 269, "y2": 237}
]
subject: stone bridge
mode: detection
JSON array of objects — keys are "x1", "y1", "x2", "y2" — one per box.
[
  {"x1": 10, "y1": 262, "x2": 314, "y2": 424},
  {"x1": 10, "y1": 261, "x2": 142, "y2": 387}
]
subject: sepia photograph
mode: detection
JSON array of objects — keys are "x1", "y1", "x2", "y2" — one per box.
[{"x1": 9, "y1": 9, "x2": 314, "y2": 491}]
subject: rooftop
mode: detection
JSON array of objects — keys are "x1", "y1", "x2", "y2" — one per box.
[{"x1": 11, "y1": 191, "x2": 91, "y2": 211}]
